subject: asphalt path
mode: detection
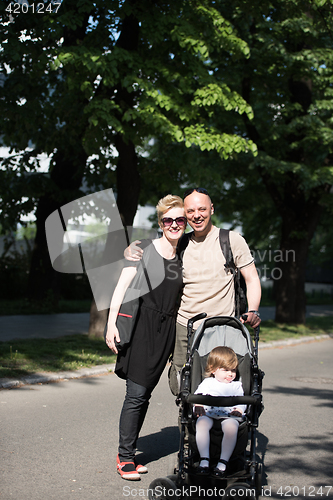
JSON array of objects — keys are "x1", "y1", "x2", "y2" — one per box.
[
  {"x1": 1, "y1": 337, "x2": 333, "y2": 500},
  {"x1": 0, "y1": 305, "x2": 332, "y2": 342}
]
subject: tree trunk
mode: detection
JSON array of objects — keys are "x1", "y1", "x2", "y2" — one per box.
[
  {"x1": 27, "y1": 148, "x2": 87, "y2": 304},
  {"x1": 88, "y1": 300, "x2": 108, "y2": 338},
  {"x1": 88, "y1": 136, "x2": 140, "y2": 338},
  {"x1": 272, "y1": 184, "x2": 326, "y2": 323},
  {"x1": 27, "y1": 196, "x2": 62, "y2": 305},
  {"x1": 88, "y1": 7, "x2": 141, "y2": 339},
  {"x1": 243, "y1": 67, "x2": 329, "y2": 323},
  {"x1": 274, "y1": 228, "x2": 310, "y2": 324}
]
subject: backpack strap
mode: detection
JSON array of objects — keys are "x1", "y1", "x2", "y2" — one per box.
[
  {"x1": 219, "y1": 228, "x2": 236, "y2": 274},
  {"x1": 219, "y1": 228, "x2": 247, "y2": 317},
  {"x1": 177, "y1": 229, "x2": 235, "y2": 271}
]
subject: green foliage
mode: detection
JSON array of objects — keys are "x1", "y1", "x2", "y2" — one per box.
[
  {"x1": 0, "y1": 0, "x2": 256, "y2": 232},
  {"x1": 16, "y1": 223, "x2": 37, "y2": 241}
]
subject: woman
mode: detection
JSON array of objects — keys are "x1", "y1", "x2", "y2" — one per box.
[{"x1": 106, "y1": 195, "x2": 186, "y2": 481}]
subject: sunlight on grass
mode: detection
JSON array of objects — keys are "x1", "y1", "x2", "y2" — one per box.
[
  {"x1": 0, "y1": 335, "x2": 116, "y2": 378},
  {"x1": 258, "y1": 316, "x2": 332, "y2": 343},
  {"x1": 0, "y1": 317, "x2": 331, "y2": 379}
]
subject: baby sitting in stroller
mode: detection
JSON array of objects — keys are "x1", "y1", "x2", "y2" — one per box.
[{"x1": 193, "y1": 346, "x2": 246, "y2": 478}]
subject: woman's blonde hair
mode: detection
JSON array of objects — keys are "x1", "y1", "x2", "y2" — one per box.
[
  {"x1": 156, "y1": 194, "x2": 184, "y2": 224},
  {"x1": 205, "y1": 346, "x2": 238, "y2": 378}
]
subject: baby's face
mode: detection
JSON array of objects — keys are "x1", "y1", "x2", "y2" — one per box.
[{"x1": 213, "y1": 367, "x2": 237, "y2": 383}]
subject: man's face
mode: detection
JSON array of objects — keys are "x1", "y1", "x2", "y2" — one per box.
[{"x1": 184, "y1": 192, "x2": 214, "y2": 236}]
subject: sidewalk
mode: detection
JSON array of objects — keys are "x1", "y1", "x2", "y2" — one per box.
[
  {"x1": 0, "y1": 305, "x2": 332, "y2": 342},
  {"x1": 1, "y1": 305, "x2": 332, "y2": 390}
]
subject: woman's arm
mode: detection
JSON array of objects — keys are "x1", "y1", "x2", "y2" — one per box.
[{"x1": 105, "y1": 266, "x2": 137, "y2": 354}]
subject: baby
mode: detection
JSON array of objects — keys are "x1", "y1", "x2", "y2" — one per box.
[{"x1": 193, "y1": 346, "x2": 246, "y2": 478}]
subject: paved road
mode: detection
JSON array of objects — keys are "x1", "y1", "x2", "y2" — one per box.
[
  {"x1": 1, "y1": 337, "x2": 332, "y2": 500},
  {"x1": 0, "y1": 305, "x2": 332, "y2": 342}
]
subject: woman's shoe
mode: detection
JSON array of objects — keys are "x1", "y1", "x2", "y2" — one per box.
[
  {"x1": 134, "y1": 457, "x2": 148, "y2": 474},
  {"x1": 196, "y1": 458, "x2": 210, "y2": 475},
  {"x1": 116, "y1": 455, "x2": 140, "y2": 480},
  {"x1": 212, "y1": 459, "x2": 228, "y2": 478}
]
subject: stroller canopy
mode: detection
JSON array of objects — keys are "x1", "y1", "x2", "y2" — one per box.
[{"x1": 191, "y1": 316, "x2": 255, "y2": 360}]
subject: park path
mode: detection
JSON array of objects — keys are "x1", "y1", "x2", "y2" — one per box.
[
  {"x1": 0, "y1": 305, "x2": 332, "y2": 342},
  {"x1": 1, "y1": 337, "x2": 333, "y2": 500}
]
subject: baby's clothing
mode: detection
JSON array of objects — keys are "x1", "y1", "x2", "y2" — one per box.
[{"x1": 194, "y1": 377, "x2": 246, "y2": 418}]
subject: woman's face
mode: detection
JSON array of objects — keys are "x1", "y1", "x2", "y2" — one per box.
[{"x1": 160, "y1": 206, "x2": 187, "y2": 242}]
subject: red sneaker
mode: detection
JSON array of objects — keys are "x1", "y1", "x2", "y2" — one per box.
[
  {"x1": 134, "y1": 458, "x2": 148, "y2": 474},
  {"x1": 116, "y1": 456, "x2": 140, "y2": 481}
]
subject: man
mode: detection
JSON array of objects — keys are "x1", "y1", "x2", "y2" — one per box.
[{"x1": 126, "y1": 188, "x2": 261, "y2": 391}]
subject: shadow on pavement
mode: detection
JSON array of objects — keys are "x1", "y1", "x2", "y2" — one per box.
[
  {"x1": 136, "y1": 425, "x2": 180, "y2": 464},
  {"x1": 264, "y1": 384, "x2": 333, "y2": 408}
]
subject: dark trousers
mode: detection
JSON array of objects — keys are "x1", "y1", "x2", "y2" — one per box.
[{"x1": 118, "y1": 378, "x2": 153, "y2": 462}]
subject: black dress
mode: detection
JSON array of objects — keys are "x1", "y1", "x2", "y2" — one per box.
[{"x1": 115, "y1": 240, "x2": 183, "y2": 389}]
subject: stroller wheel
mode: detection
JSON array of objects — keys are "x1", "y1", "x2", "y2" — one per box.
[
  {"x1": 224, "y1": 484, "x2": 256, "y2": 500},
  {"x1": 148, "y1": 477, "x2": 179, "y2": 500}
]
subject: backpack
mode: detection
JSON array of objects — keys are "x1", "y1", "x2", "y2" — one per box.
[{"x1": 177, "y1": 228, "x2": 247, "y2": 318}]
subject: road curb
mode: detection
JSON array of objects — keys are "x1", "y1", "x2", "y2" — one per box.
[
  {"x1": 0, "y1": 363, "x2": 116, "y2": 390},
  {"x1": 257, "y1": 333, "x2": 332, "y2": 350},
  {"x1": 1, "y1": 334, "x2": 332, "y2": 390}
]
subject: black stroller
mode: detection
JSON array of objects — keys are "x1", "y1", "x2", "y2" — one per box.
[{"x1": 149, "y1": 313, "x2": 264, "y2": 499}]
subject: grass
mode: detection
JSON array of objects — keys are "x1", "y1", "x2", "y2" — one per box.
[
  {"x1": 258, "y1": 316, "x2": 332, "y2": 343},
  {"x1": 0, "y1": 317, "x2": 331, "y2": 379},
  {"x1": 0, "y1": 299, "x2": 92, "y2": 316},
  {"x1": 0, "y1": 334, "x2": 116, "y2": 379},
  {"x1": 259, "y1": 289, "x2": 333, "y2": 307}
]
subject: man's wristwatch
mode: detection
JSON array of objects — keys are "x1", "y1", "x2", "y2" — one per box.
[{"x1": 248, "y1": 310, "x2": 260, "y2": 317}]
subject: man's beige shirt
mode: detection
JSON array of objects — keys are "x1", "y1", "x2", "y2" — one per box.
[{"x1": 177, "y1": 226, "x2": 254, "y2": 327}]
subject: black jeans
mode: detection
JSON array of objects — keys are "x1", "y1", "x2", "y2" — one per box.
[{"x1": 118, "y1": 378, "x2": 153, "y2": 462}]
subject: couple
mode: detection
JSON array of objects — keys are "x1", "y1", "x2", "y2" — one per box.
[{"x1": 105, "y1": 188, "x2": 261, "y2": 480}]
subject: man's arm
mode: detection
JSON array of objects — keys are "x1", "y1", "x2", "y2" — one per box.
[{"x1": 240, "y1": 262, "x2": 261, "y2": 328}]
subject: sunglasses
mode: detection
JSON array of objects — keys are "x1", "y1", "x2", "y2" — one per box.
[
  {"x1": 183, "y1": 187, "x2": 210, "y2": 199},
  {"x1": 161, "y1": 216, "x2": 187, "y2": 228}
]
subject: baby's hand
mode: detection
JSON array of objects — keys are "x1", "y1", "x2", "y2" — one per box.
[
  {"x1": 230, "y1": 409, "x2": 243, "y2": 417},
  {"x1": 193, "y1": 405, "x2": 206, "y2": 417}
]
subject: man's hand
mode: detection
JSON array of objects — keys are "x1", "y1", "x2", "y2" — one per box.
[
  {"x1": 124, "y1": 240, "x2": 143, "y2": 262},
  {"x1": 240, "y1": 311, "x2": 261, "y2": 329}
]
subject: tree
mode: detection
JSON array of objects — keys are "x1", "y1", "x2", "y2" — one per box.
[
  {"x1": 141, "y1": 0, "x2": 333, "y2": 324},
  {"x1": 0, "y1": 0, "x2": 256, "y2": 329},
  {"x1": 229, "y1": 0, "x2": 333, "y2": 323},
  {"x1": 200, "y1": 0, "x2": 333, "y2": 323}
]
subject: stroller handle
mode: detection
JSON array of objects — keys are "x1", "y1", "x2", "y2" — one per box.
[{"x1": 187, "y1": 313, "x2": 207, "y2": 337}]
